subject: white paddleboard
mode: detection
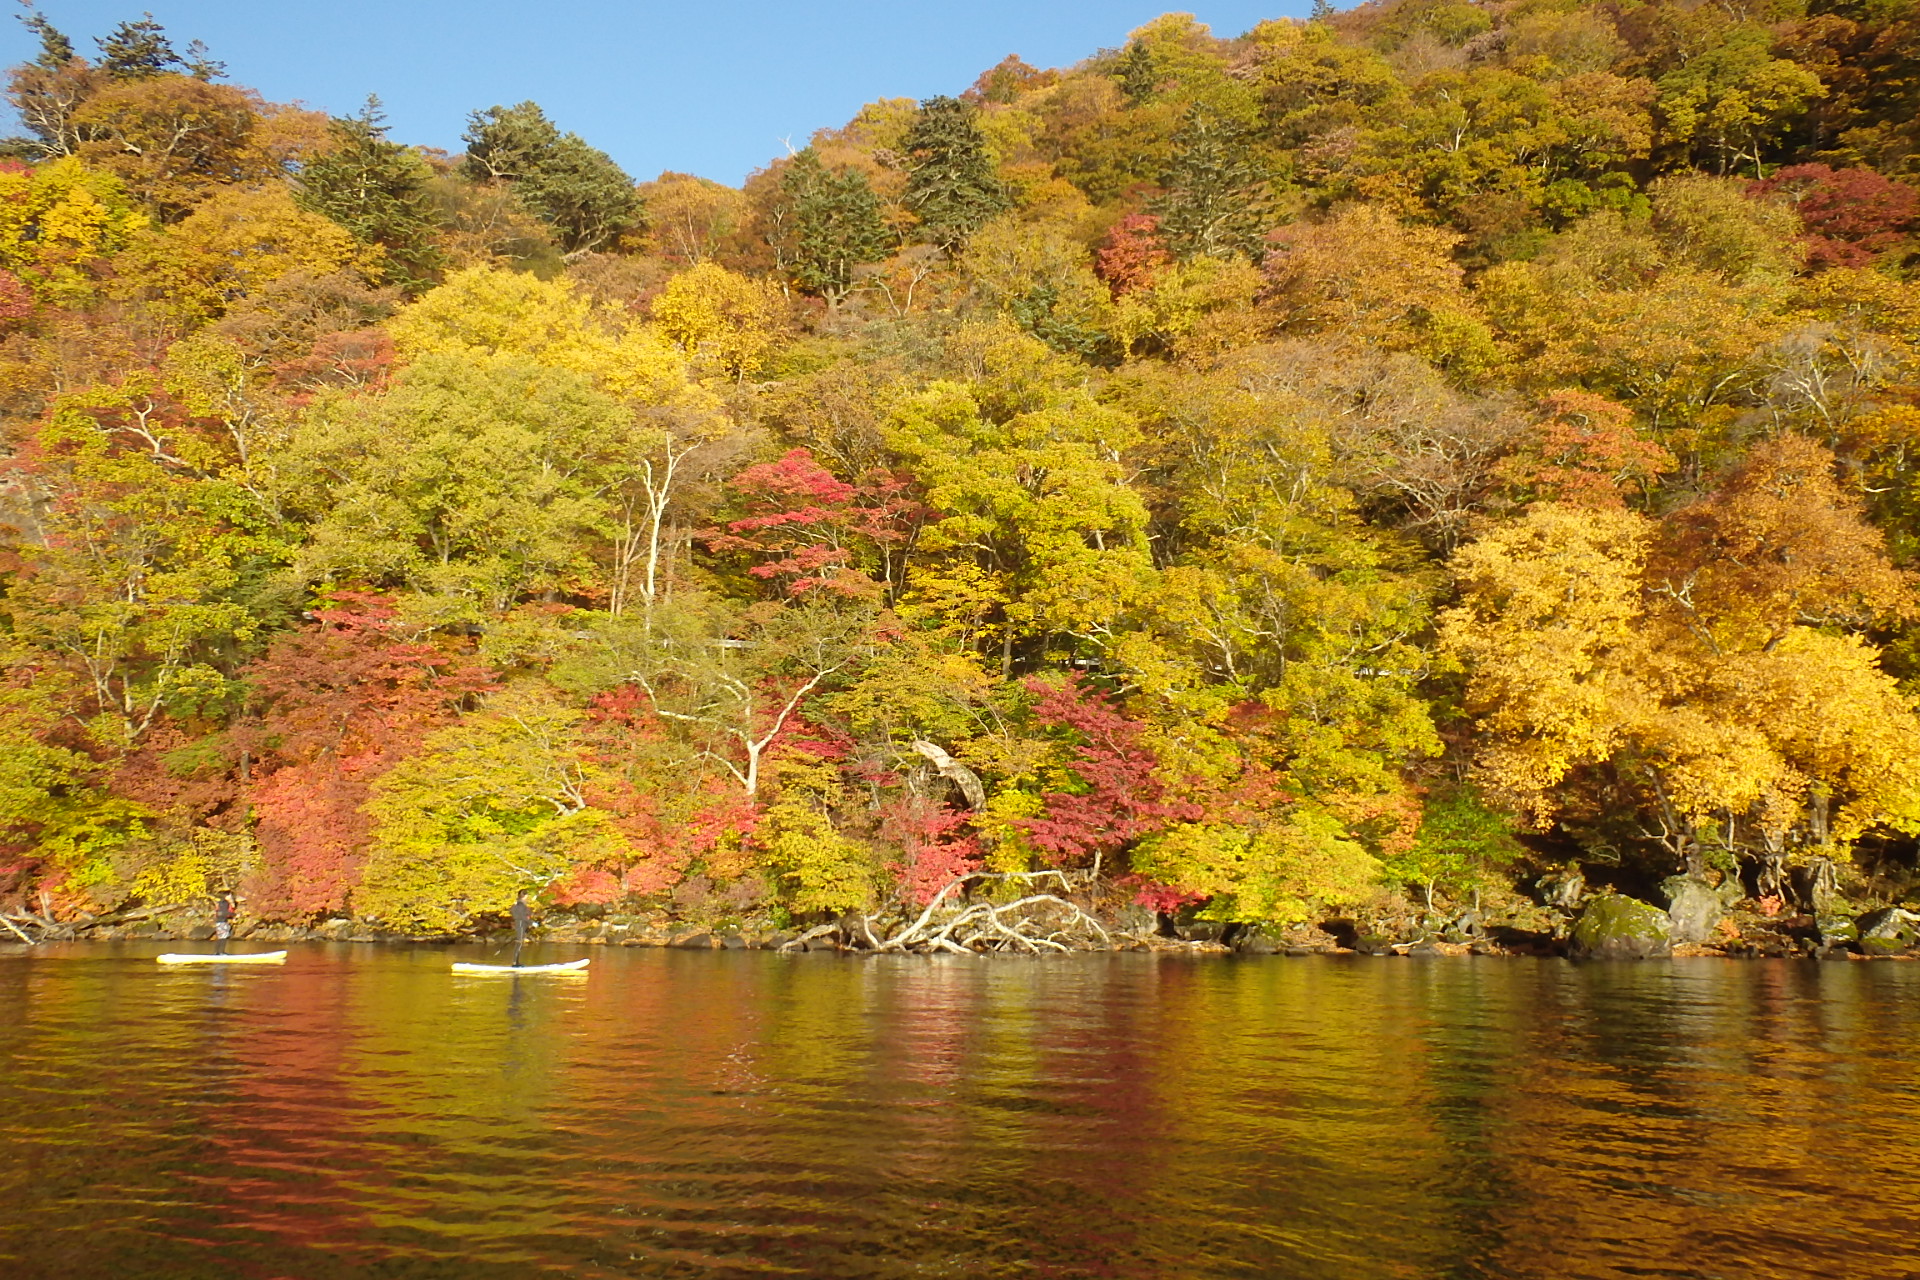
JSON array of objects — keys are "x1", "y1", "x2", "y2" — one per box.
[
  {"x1": 452, "y1": 958, "x2": 591, "y2": 974},
  {"x1": 157, "y1": 951, "x2": 288, "y2": 965}
]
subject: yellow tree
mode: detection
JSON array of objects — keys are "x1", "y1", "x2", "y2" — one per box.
[
  {"x1": 1445, "y1": 438, "x2": 1920, "y2": 891},
  {"x1": 1440, "y1": 501, "x2": 1654, "y2": 826},
  {"x1": 650, "y1": 261, "x2": 785, "y2": 380},
  {"x1": 115, "y1": 185, "x2": 366, "y2": 323},
  {"x1": 638, "y1": 171, "x2": 746, "y2": 264},
  {"x1": 1261, "y1": 204, "x2": 1498, "y2": 373},
  {"x1": 0, "y1": 158, "x2": 148, "y2": 305},
  {"x1": 71, "y1": 76, "x2": 282, "y2": 216}
]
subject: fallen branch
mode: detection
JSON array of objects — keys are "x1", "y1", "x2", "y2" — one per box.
[{"x1": 778, "y1": 922, "x2": 843, "y2": 953}]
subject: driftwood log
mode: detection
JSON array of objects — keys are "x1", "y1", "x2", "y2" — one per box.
[{"x1": 780, "y1": 869, "x2": 1115, "y2": 955}]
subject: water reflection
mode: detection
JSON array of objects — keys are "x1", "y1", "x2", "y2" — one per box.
[{"x1": 1, "y1": 947, "x2": 1917, "y2": 1279}]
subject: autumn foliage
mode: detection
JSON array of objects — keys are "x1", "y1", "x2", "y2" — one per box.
[{"x1": 5, "y1": 2, "x2": 1920, "y2": 934}]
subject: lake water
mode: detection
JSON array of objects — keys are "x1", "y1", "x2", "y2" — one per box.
[{"x1": 1, "y1": 945, "x2": 1916, "y2": 1279}]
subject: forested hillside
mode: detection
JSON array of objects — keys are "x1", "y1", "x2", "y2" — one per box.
[{"x1": 3, "y1": 0, "x2": 1919, "y2": 939}]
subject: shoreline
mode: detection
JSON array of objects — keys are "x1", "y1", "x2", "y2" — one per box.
[
  {"x1": 10, "y1": 883, "x2": 1916, "y2": 962},
  {"x1": 6, "y1": 921, "x2": 1916, "y2": 962}
]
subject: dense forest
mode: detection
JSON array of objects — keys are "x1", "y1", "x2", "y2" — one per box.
[{"x1": 2, "y1": 0, "x2": 1919, "y2": 946}]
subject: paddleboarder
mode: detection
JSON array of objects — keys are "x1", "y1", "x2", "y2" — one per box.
[
  {"x1": 212, "y1": 890, "x2": 237, "y2": 955},
  {"x1": 510, "y1": 889, "x2": 534, "y2": 967}
]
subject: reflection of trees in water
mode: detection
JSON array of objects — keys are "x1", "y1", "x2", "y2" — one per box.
[{"x1": 11, "y1": 952, "x2": 1920, "y2": 1276}]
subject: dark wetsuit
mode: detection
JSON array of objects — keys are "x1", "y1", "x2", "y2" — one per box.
[
  {"x1": 510, "y1": 898, "x2": 532, "y2": 966},
  {"x1": 213, "y1": 897, "x2": 235, "y2": 954}
]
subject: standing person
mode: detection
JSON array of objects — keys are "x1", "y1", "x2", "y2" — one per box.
[
  {"x1": 510, "y1": 890, "x2": 534, "y2": 967},
  {"x1": 212, "y1": 891, "x2": 237, "y2": 956}
]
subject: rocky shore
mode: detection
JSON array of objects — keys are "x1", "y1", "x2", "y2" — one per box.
[{"x1": 9, "y1": 880, "x2": 1920, "y2": 962}]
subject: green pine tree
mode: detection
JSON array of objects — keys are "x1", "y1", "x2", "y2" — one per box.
[
  {"x1": 1115, "y1": 42, "x2": 1159, "y2": 105},
  {"x1": 94, "y1": 14, "x2": 179, "y2": 78},
  {"x1": 778, "y1": 148, "x2": 893, "y2": 308},
  {"x1": 19, "y1": 8, "x2": 74, "y2": 68},
  {"x1": 902, "y1": 95, "x2": 1008, "y2": 251},
  {"x1": 298, "y1": 97, "x2": 447, "y2": 293},
  {"x1": 1150, "y1": 110, "x2": 1273, "y2": 260},
  {"x1": 462, "y1": 101, "x2": 643, "y2": 256}
]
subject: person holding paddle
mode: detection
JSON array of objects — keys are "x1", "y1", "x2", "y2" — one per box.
[
  {"x1": 510, "y1": 889, "x2": 534, "y2": 967},
  {"x1": 212, "y1": 890, "x2": 238, "y2": 955}
]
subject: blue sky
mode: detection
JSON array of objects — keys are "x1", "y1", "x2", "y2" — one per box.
[{"x1": 2, "y1": 1, "x2": 1307, "y2": 186}]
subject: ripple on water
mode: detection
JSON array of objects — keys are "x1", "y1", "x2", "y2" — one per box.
[{"x1": 3, "y1": 947, "x2": 1920, "y2": 1279}]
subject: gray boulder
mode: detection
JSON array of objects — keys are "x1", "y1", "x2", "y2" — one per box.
[
  {"x1": 1818, "y1": 915, "x2": 1860, "y2": 946},
  {"x1": 1661, "y1": 875, "x2": 1729, "y2": 945},
  {"x1": 1569, "y1": 893, "x2": 1673, "y2": 959},
  {"x1": 1855, "y1": 907, "x2": 1920, "y2": 956},
  {"x1": 1538, "y1": 869, "x2": 1587, "y2": 911}
]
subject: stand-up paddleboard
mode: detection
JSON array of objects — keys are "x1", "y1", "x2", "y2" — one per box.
[
  {"x1": 452, "y1": 958, "x2": 590, "y2": 974},
  {"x1": 157, "y1": 951, "x2": 287, "y2": 965}
]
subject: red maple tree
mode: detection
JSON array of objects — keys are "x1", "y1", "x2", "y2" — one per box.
[
  {"x1": 702, "y1": 448, "x2": 918, "y2": 598},
  {"x1": 1094, "y1": 213, "x2": 1172, "y2": 297},
  {"x1": 241, "y1": 593, "x2": 491, "y2": 916},
  {"x1": 1017, "y1": 676, "x2": 1199, "y2": 869},
  {"x1": 1749, "y1": 164, "x2": 1918, "y2": 269}
]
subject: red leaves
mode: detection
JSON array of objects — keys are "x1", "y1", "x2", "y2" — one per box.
[
  {"x1": 248, "y1": 759, "x2": 375, "y2": 917},
  {"x1": 549, "y1": 867, "x2": 622, "y2": 906},
  {"x1": 1749, "y1": 164, "x2": 1918, "y2": 269},
  {"x1": 882, "y1": 800, "x2": 983, "y2": 905},
  {"x1": 1094, "y1": 213, "x2": 1172, "y2": 297},
  {"x1": 271, "y1": 328, "x2": 396, "y2": 401},
  {"x1": 1122, "y1": 876, "x2": 1204, "y2": 914},
  {"x1": 1508, "y1": 391, "x2": 1673, "y2": 510},
  {"x1": 241, "y1": 593, "x2": 491, "y2": 917},
  {"x1": 1017, "y1": 675, "x2": 1198, "y2": 868},
  {"x1": 582, "y1": 688, "x2": 763, "y2": 898},
  {"x1": 0, "y1": 270, "x2": 34, "y2": 334},
  {"x1": 702, "y1": 448, "x2": 918, "y2": 598},
  {"x1": 246, "y1": 592, "x2": 489, "y2": 766}
]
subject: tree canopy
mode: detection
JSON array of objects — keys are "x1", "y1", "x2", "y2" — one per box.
[{"x1": 5, "y1": 2, "x2": 1920, "y2": 939}]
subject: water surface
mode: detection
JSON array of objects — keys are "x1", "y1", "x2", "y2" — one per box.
[{"x1": 2, "y1": 945, "x2": 1916, "y2": 1279}]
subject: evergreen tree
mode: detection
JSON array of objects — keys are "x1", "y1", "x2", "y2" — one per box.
[
  {"x1": 777, "y1": 148, "x2": 892, "y2": 308},
  {"x1": 93, "y1": 13, "x2": 222, "y2": 80},
  {"x1": 1115, "y1": 42, "x2": 1158, "y2": 105},
  {"x1": 1150, "y1": 110, "x2": 1273, "y2": 260},
  {"x1": 461, "y1": 101, "x2": 642, "y2": 255},
  {"x1": 298, "y1": 97, "x2": 446, "y2": 293},
  {"x1": 7, "y1": 6, "x2": 93, "y2": 157},
  {"x1": 95, "y1": 14, "x2": 177, "y2": 77},
  {"x1": 21, "y1": 9, "x2": 74, "y2": 68},
  {"x1": 180, "y1": 40, "x2": 226, "y2": 82},
  {"x1": 1310, "y1": 0, "x2": 1337, "y2": 22},
  {"x1": 902, "y1": 95, "x2": 1007, "y2": 251}
]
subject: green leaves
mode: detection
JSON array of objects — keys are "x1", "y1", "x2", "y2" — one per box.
[
  {"x1": 298, "y1": 98, "x2": 446, "y2": 293},
  {"x1": 776, "y1": 148, "x2": 892, "y2": 307},
  {"x1": 887, "y1": 342, "x2": 1154, "y2": 658},
  {"x1": 1133, "y1": 813, "x2": 1380, "y2": 927},
  {"x1": 1656, "y1": 28, "x2": 1826, "y2": 177},
  {"x1": 288, "y1": 354, "x2": 628, "y2": 614},
  {"x1": 360, "y1": 686, "x2": 616, "y2": 931},
  {"x1": 461, "y1": 101, "x2": 642, "y2": 254},
  {"x1": 1150, "y1": 109, "x2": 1276, "y2": 261},
  {"x1": 902, "y1": 96, "x2": 1009, "y2": 250}
]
